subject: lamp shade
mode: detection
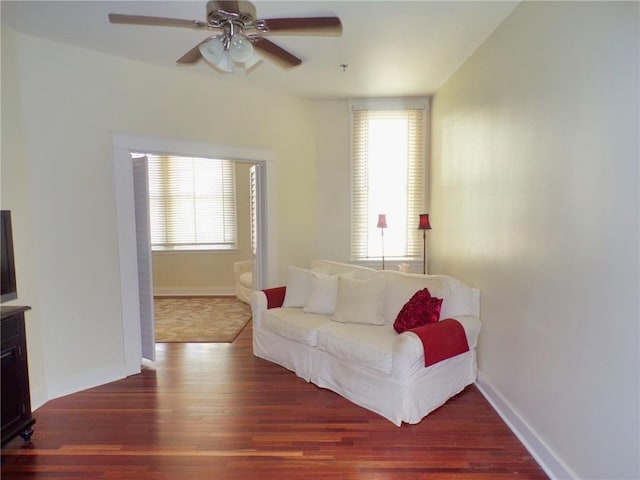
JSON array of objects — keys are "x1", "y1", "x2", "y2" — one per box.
[
  {"x1": 418, "y1": 214, "x2": 431, "y2": 230},
  {"x1": 377, "y1": 214, "x2": 387, "y2": 229}
]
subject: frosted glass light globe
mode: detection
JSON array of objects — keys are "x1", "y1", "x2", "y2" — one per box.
[
  {"x1": 216, "y1": 52, "x2": 234, "y2": 73},
  {"x1": 199, "y1": 37, "x2": 225, "y2": 64},
  {"x1": 229, "y1": 34, "x2": 254, "y2": 63}
]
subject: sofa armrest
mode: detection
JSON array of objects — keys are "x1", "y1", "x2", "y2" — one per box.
[
  {"x1": 409, "y1": 319, "x2": 470, "y2": 367},
  {"x1": 392, "y1": 333, "x2": 424, "y2": 383},
  {"x1": 250, "y1": 290, "x2": 267, "y2": 329},
  {"x1": 391, "y1": 315, "x2": 481, "y2": 381},
  {"x1": 234, "y1": 260, "x2": 253, "y2": 282},
  {"x1": 250, "y1": 287, "x2": 286, "y2": 330},
  {"x1": 263, "y1": 286, "x2": 286, "y2": 309},
  {"x1": 451, "y1": 315, "x2": 482, "y2": 349}
]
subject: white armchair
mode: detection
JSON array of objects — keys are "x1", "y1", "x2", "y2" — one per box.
[{"x1": 234, "y1": 260, "x2": 253, "y2": 304}]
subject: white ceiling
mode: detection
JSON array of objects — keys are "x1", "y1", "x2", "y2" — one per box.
[{"x1": 1, "y1": 1, "x2": 519, "y2": 100}]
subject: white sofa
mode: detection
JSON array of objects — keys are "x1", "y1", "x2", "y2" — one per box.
[{"x1": 251, "y1": 259, "x2": 481, "y2": 426}]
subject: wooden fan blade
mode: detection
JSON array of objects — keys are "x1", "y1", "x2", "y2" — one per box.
[
  {"x1": 253, "y1": 38, "x2": 302, "y2": 68},
  {"x1": 261, "y1": 17, "x2": 342, "y2": 35},
  {"x1": 108, "y1": 13, "x2": 206, "y2": 29},
  {"x1": 176, "y1": 42, "x2": 205, "y2": 64}
]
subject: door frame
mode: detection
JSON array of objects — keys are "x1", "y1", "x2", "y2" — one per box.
[{"x1": 112, "y1": 132, "x2": 277, "y2": 376}]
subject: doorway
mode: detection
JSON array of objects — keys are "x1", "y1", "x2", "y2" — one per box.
[
  {"x1": 135, "y1": 155, "x2": 258, "y2": 357},
  {"x1": 112, "y1": 133, "x2": 276, "y2": 376}
]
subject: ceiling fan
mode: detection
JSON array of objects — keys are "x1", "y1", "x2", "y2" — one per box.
[{"x1": 108, "y1": 0, "x2": 342, "y2": 72}]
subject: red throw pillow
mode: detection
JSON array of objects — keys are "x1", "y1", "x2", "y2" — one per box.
[{"x1": 393, "y1": 288, "x2": 443, "y2": 333}]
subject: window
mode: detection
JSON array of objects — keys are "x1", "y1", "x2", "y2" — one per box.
[
  {"x1": 249, "y1": 165, "x2": 257, "y2": 256},
  {"x1": 350, "y1": 98, "x2": 427, "y2": 261},
  {"x1": 146, "y1": 154, "x2": 237, "y2": 251}
]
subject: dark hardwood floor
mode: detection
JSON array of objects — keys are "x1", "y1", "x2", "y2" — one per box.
[{"x1": 2, "y1": 322, "x2": 548, "y2": 479}]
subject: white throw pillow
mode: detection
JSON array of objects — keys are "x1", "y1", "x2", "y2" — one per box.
[
  {"x1": 331, "y1": 275, "x2": 386, "y2": 325},
  {"x1": 382, "y1": 271, "x2": 476, "y2": 322},
  {"x1": 383, "y1": 272, "x2": 449, "y2": 323},
  {"x1": 303, "y1": 272, "x2": 339, "y2": 315},
  {"x1": 282, "y1": 265, "x2": 312, "y2": 308}
]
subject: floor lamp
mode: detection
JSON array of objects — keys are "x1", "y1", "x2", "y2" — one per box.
[
  {"x1": 377, "y1": 214, "x2": 387, "y2": 270},
  {"x1": 418, "y1": 214, "x2": 431, "y2": 274}
]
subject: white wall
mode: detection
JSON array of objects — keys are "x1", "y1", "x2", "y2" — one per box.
[
  {"x1": 1, "y1": 29, "x2": 316, "y2": 405},
  {"x1": 312, "y1": 101, "x2": 351, "y2": 261},
  {"x1": 430, "y1": 2, "x2": 639, "y2": 479},
  {"x1": 0, "y1": 27, "x2": 47, "y2": 408}
]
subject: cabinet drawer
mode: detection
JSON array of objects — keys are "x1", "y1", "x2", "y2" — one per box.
[{"x1": 1, "y1": 314, "x2": 20, "y2": 343}]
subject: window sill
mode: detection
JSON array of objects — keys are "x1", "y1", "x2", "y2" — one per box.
[
  {"x1": 152, "y1": 245, "x2": 238, "y2": 254},
  {"x1": 351, "y1": 258, "x2": 422, "y2": 267}
]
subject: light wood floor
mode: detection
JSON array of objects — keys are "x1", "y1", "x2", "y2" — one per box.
[{"x1": 1, "y1": 321, "x2": 548, "y2": 479}]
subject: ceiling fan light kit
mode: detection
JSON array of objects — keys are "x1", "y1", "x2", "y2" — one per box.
[
  {"x1": 198, "y1": 35, "x2": 257, "y2": 72},
  {"x1": 109, "y1": 0, "x2": 342, "y2": 74}
]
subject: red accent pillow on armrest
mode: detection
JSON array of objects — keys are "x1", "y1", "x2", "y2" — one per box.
[
  {"x1": 393, "y1": 288, "x2": 443, "y2": 333},
  {"x1": 263, "y1": 286, "x2": 287, "y2": 309}
]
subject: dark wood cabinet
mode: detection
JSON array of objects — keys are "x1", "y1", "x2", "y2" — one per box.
[{"x1": 1, "y1": 305, "x2": 35, "y2": 446}]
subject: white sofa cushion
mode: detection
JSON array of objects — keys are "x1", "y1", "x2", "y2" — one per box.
[
  {"x1": 382, "y1": 271, "x2": 477, "y2": 323},
  {"x1": 316, "y1": 323, "x2": 396, "y2": 374},
  {"x1": 303, "y1": 271, "x2": 340, "y2": 315},
  {"x1": 282, "y1": 265, "x2": 312, "y2": 308},
  {"x1": 261, "y1": 307, "x2": 333, "y2": 346},
  {"x1": 332, "y1": 275, "x2": 386, "y2": 325}
]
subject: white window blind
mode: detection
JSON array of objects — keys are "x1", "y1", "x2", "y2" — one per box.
[
  {"x1": 147, "y1": 155, "x2": 237, "y2": 250},
  {"x1": 350, "y1": 102, "x2": 426, "y2": 261},
  {"x1": 250, "y1": 165, "x2": 257, "y2": 256}
]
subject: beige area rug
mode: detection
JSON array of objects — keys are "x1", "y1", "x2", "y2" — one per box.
[{"x1": 154, "y1": 296, "x2": 251, "y2": 343}]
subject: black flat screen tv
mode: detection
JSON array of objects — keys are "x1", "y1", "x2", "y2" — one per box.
[{"x1": 1, "y1": 210, "x2": 18, "y2": 303}]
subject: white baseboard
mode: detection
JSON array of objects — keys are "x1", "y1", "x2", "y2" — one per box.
[
  {"x1": 475, "y1": 371, "x2": 576, "y2": 480},
  {"x1": 153, "y1": 287, "x2": 235, "y2": 297}
]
